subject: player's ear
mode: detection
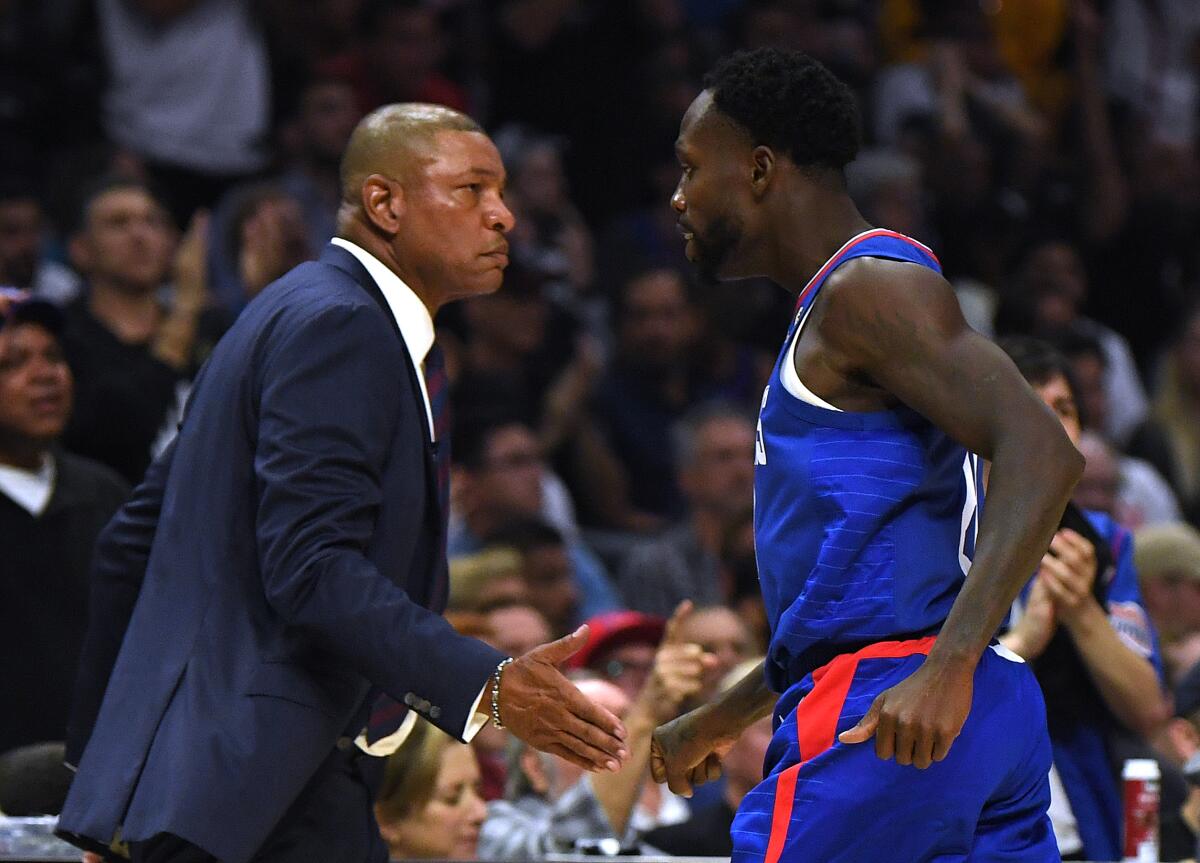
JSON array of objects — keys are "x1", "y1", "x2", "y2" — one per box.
[{"x1": 750, "y1": 145, "x2": 775, "y2": 197}]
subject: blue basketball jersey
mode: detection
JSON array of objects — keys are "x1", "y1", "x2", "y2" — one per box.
[{"x1": 755, "y1": 229, "x2": 985, "y2": 693}]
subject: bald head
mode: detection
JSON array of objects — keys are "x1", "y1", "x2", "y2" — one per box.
[
  {"x1": 339, "y1": 103, "x2": 483, "y2": 209},
  {"x1": 333, "y1": 102, "x2": 513, "y2": 311}
]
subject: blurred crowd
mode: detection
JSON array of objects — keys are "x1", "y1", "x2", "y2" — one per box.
[{"x1": 5, "y1": 0, "x2": 1200, "y2": 859}]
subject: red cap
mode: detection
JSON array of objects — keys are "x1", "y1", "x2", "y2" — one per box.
[{"x1": 567, "y1": 610, "x2": 666, "y2": 670}]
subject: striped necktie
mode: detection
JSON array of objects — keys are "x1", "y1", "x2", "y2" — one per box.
[{"x1": 365, "y1": 341, "x2": 451, "y2": 746}]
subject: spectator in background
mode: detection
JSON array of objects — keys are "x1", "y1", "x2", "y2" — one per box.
[
  {"x1": 566, "y1": 610, "x2": 668, "y2": 705},
  {"x1": 1103, "y1": 0, "x2": 1200, "y2": 148},
  {"x1": 0, "y1": 182, "x2": 80, "y2": 304},
  {"x1": 587, "y1": 267, "x2": 703, "y2": 524},
  {"x1": 453, "y1": 264, "x2": 590, "y2": 441},
  {"x1": 450, "y1": 418, "x2": 620, "y2": 624},
  {"x1": 995, "y1": 240, "x2": 1149, "y2": 445},
  {"x1": 474, "y1": 601, "x2": 555, "y2": 800},
  {"x1": 618, "y1": 403, "x2": 755, "y2": 616},
  {"x1": 96, "y1": 0, "x2": 271, "y2": 223},
  {"x1": 484, "y1": 517, "x2": 616, "y2": 636},
  {"x1": 374, "y1": 721, "x2": 487, "y2": 860},
  {"x1": 485, "y1": 601, "x2": 553, "y2": 661},
  {"x1": 1151, "y1": 305, "x2": 1200, "y2": 525},
  {"x1": 671, "y1": 606, "x2": 754, "y2": 711},
  {"x1": 447, "y1": 547, "x2": 529, "y2": 615},
  {"x1": 496, "y1": 127, "x2": 596, "y2": 315},
  {"x1": 1136, "y1": 523, "x2": 1200, "y2": 684},
  {"x1": 207, "y1": 182, "x2": 314, "y2": 312},
  {"x1": 1152, "y1": 660, "x2": 1200, "y2": 862},
  {"x1": 278, "y1": 73, "x2": 363, "y2": 255},
  {"x1": 1075, "y1": 430, "x2": 1181, "y2": 530},
  {"x1": 0, "y1": 297, "x2": 128, "y2": 757},
  {"x1": 481, "y1": 602, "x2": 713, "y2": 859},
  {"x1": 62, "y1": 177, "x2": 218, "y2": 483},
  {"x1": 998, "y1": 335, "x2": 1169, "y2": 861},
  {"x1": 322, "y1": 0, "x2": 468, "y2": 116}
]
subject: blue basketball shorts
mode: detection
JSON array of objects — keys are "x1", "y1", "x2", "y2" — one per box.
[{"x1": 730, "y1": 637, "x2": 1058, "y2": 863}]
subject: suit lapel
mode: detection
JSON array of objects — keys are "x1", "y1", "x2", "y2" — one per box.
[{"x1": 318, "y1": 243, "x2": 443, "y2": 538}]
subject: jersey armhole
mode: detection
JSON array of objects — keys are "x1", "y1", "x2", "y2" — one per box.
[{"x1": 781, "y1": 301, "x2": 844, "y2": 412}]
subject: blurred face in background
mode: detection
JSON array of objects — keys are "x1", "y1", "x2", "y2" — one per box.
[
  {"x1": 513, "y1": 143, "x2": 568, "y2": 216},
  {"x1": 71, "y1": 187, "x2": 175, "y2": 295},
  {"x1": 379, "y1": 743, "x2": 486, "y2": 860},
  {"x1": 299, "y1": 80, "x2": 362, "y2": 165},
  {"x1": 675, "y1": 607, "x2": 753, "y2": 704},
  {"x1": 1075, "y1": 434, "x2": 1119, "y2": 516},
  {"x1": 593, "y1": 641, "x2": 658, "y2": 701},
  {"x1": 680, "y1": 416, "x2": 755, "y2": 517},
  {"x1": 476, "y1": 424, "x2": 544, "y2": 515},
  {"x1": 618, "y1": 269, "x2": 695, "y2": 371},
  {"x1": 0, "y1": 198, "x2": 42, "y2": 288},
  {"x1": 0, "y1": 322, "x2": 73, "y2": 451},
  {"x1": 486, "y1": 603, "x2": 552, "y2": 657},
  {"x1": 1024, "y1": 242, "x2": 1087, "y2": 330},
  {"x1": 1032, "y1": 372, "x2": 1082, "y2": 447},
  {"x1": 368, "y1": 6, "x2": 444, "y2": 99}
]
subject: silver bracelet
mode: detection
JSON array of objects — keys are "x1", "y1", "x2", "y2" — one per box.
[{"x1": 490, "y1": 657, "x2": 515, "y2": 730}]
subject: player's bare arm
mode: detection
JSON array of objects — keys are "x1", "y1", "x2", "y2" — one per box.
[
  {"x1": 650, "y1": 659, "x2": 775, "y2": 796},
  {"x1": 815, "y1": 258, "x2": 1084, "y2": 769}
]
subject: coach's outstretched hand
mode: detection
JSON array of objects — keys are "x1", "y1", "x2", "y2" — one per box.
[
  {"x1": 837, "y1": 657, "x2": 974, "y2": 769},
  {"x1": 497, "y1": 625, "x2": 629, "y2": 773}
]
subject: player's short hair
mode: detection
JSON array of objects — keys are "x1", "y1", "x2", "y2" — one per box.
[{"x1": 704, "y1": 48, "x2": 861, "y2": 173}]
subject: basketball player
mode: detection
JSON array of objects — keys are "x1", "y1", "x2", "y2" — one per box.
[{"x1": 651, "y1": 49, "x2": 1080, "y2": 861}]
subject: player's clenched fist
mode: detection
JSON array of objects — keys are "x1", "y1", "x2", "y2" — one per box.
[{"x1": 650, "y1": 705, "x2": 738, "y2": 797}]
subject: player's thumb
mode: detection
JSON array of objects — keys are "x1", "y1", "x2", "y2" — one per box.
[
  {"x1": 838, "y1": 700, "x2": 881, "y2": 745},
  {"x1": 536, "y1": 624, "x2": 590, "y2": 666}
]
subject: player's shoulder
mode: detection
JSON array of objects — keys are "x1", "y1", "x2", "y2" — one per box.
[
  {"x1": 816, "y1": 255, "x2": 962, "y2": 352},
  {"x1": 822, "y1": 254, "x2": 951, "y2": 304}
]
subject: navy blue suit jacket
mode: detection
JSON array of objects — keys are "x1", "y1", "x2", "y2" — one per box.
[{"x1": 58, "y1": 245, "x2": 504, "y2": 862}]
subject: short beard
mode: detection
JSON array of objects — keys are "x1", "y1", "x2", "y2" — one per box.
[{"x1": 690, "y1": 214, "x2": 742, "y2": 284}]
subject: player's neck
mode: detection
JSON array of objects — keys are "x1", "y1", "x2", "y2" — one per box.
[{"x1": 771, "y1": 193, "x2": 871, "y2": 295}]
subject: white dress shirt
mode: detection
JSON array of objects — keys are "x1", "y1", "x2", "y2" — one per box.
[
  {"x1": 0, "y1": 454, "x2": 55, "y2": 516},
  {"x1": 331, "y1": 238, "x2": 491, "y2": 754}
]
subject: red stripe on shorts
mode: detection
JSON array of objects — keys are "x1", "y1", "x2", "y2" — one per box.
[
  {"x1": 760, "y1": 636, "x2": 938, "y2": 863},
  {"x1": 763, "y1": 763, "x2": 800, "y2": 863}
]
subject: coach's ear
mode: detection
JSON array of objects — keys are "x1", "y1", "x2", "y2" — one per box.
[{"x1": 750, "y1": 145, "x2": 775, "y2": 197}]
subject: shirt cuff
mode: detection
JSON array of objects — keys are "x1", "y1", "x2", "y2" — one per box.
[
  {"x1": 355, "y1": 710, "x2": 418, "y2": 756},
  {"x1": 463, "y1": 680, "x2": 491, "y2": 742}
]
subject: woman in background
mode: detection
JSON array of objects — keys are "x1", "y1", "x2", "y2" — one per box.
[{"x1": 375, "y1": 720, "x2": 487, "y2": 860}]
